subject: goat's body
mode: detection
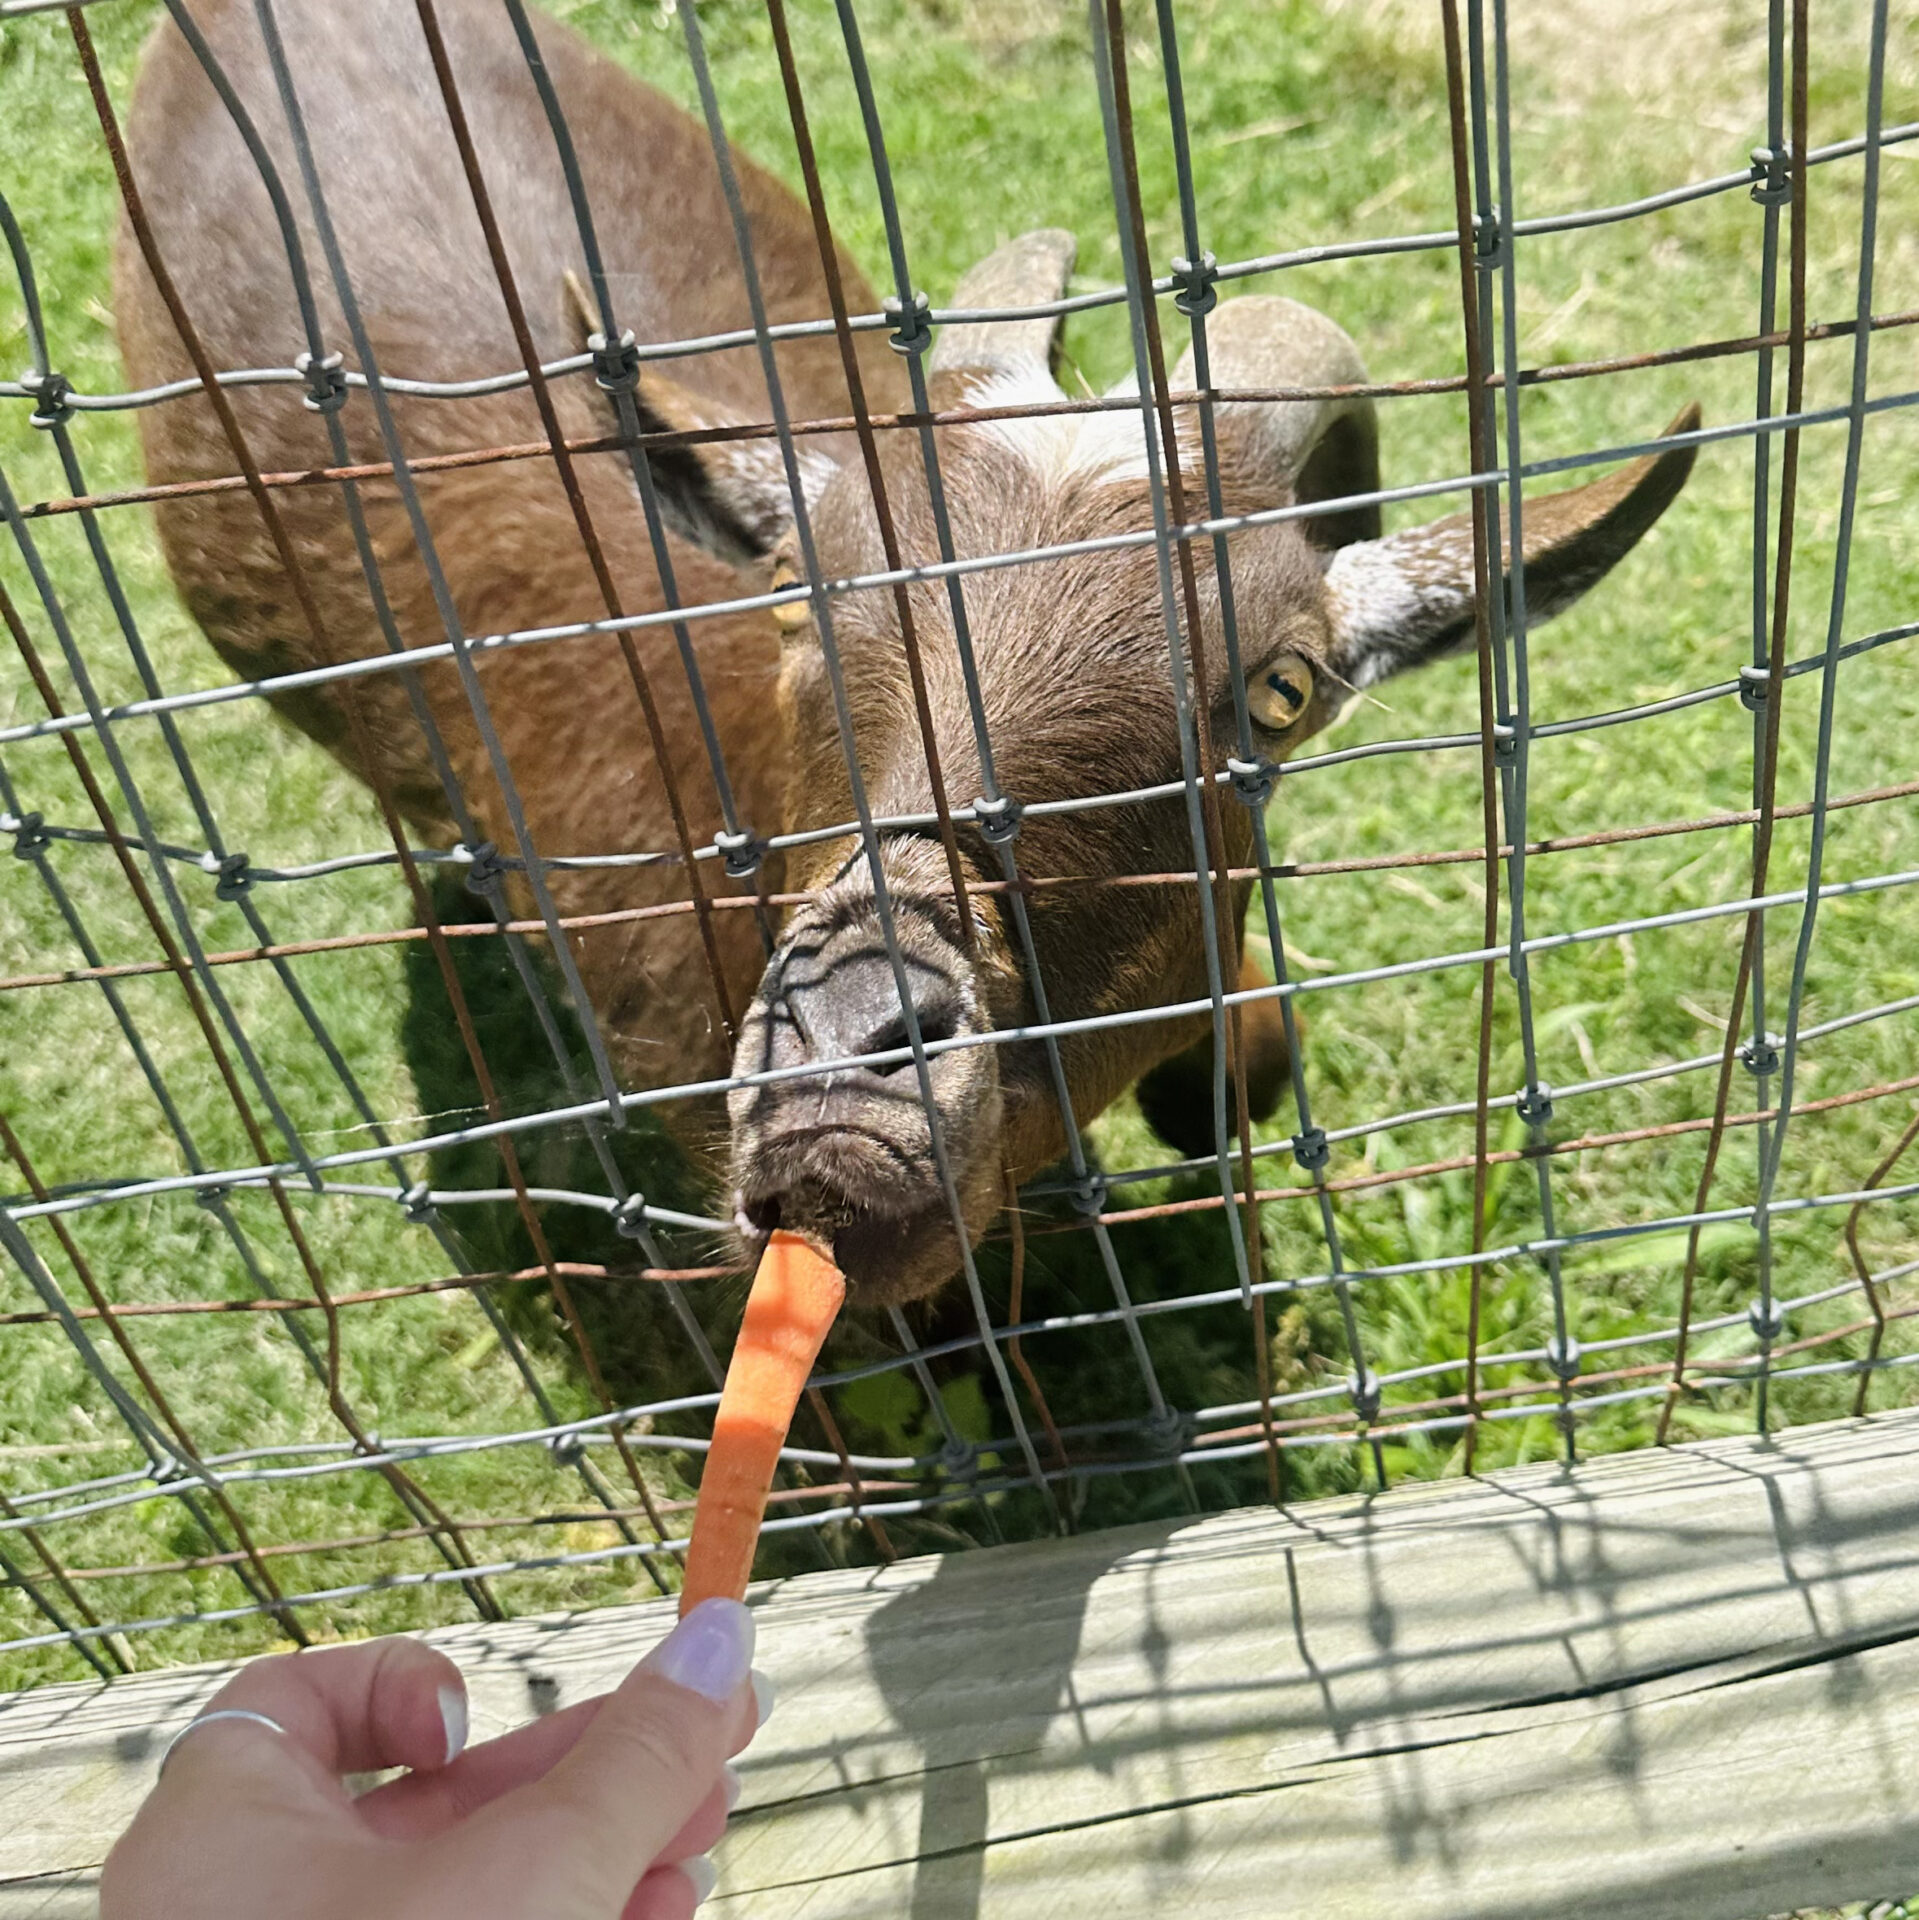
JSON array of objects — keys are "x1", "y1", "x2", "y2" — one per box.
[
  {"x1": 121, "y1": 0, "x2": 1696, "y2": 1299},
  {"x1": 118, "y1": 0, "x2": 900, "y2": 1094}
]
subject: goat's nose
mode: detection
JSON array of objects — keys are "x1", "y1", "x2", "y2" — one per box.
[{"x1": 781, "y1": 950, "x2": 963, "y2": 1070}]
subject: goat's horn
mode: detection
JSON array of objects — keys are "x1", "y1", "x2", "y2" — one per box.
[
  {"x1": 929, "y1": 228, "x2": 1077, "y2": 376},
  {"x1": 1168, "y1": 295, "x2": 1376, "y2": 493}
]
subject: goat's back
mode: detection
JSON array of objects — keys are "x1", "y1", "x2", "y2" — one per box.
[
  {"x1": 114, "y1": 0, "x2": 891, "y2": 1093},
  {"x1": 119, "y1": 0, "x2": 868, "y2": 442}
]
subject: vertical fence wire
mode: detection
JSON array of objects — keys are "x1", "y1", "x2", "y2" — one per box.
[
  {"x1": 1087, "y1": 0, "x2": 1255, "y2": 1327},
  {"x1": 239, "y1": 0, "x2": 624, "y2": 1130},
  {"x1": 1437, "y1": 0, "x2": 1507, "y2": 1475},
  {"x1": 0, "y1": 550, "x2": 497, "y2": 1618},
  {"x1": 1743, "y1": 0, "x2": 1792, "y2": 1424},
  {"x1": 478, "y1": 0, "x2": 748, "y2": 1045},
  {"x1": 823, "y1": 0, "x2": 1204, "y2": 1504},
  {"x1": 69, "y1": 0, "x2": 677, "y2": 1587},
  {"x1": 1658, "y1": 0, "x2": 1812, "y2": 1443},
  {"x1": 1473, "y1": 0, "x2": 1580, "y2": 1460},
  {"x1": 9, "y1": 174, "x2": 522, "y2": 1604},
  {"x1": 223, "y1": 0, "x2": 704, "y2": 1554},
  {"x1": 145, "y1": 0, "x2": 669, "y2": 1382},
  {"x1": 668, "y1": 0, "x2": 1056, "y2": 1515},
  {"x1": 1749, "y1": 0, "x2": 1891, "y2": 1431},
  {"x1": 766, "y1": 0, "x2": 1062, "y2": 1517}
]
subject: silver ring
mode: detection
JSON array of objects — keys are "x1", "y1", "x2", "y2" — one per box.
[{"x1": 158, "y1": 1708, "x2": 289, "y2": 1777}]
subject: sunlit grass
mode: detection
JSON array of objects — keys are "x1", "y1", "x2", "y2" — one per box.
[{"x1": 1, "y1": 0, "x2": 1916, "y2": 1685}]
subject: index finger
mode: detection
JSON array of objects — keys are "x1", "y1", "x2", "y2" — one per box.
[
  {"x1": 457, "y1": 1600, "x2": 755, "y2": 1909},
  {"x1": 359, "y1": 1668, "x2": 761, "y2": 1842},
  {"x1": 157, "y1": 1637, "x2": 466, "y2": 1801}
]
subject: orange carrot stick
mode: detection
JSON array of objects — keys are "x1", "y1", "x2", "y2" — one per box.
[{"x1": 678, "y1": 1230, "x2": 846, "y2": 1615}]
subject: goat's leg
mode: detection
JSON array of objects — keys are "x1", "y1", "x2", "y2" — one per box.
[{"x1": 1134, "y1": 955, "x2": 1293, "y2": 1161}]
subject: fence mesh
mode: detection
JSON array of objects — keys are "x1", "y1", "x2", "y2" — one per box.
[{"x1": 0, "y1": 0, "x2": 1915, "y2": 1687}]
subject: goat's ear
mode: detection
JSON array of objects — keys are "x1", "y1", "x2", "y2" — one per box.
[
  {"x1": 1321, "y1": 403, "x2": 1701, "y2": 689},
  {"x1": 560, "y1": 268, "x2": 814, "y2": 565}
]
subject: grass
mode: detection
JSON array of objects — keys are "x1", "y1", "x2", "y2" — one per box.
[{"x1": 1, "y1": 0, "x2": 1917, "y2": 1702}]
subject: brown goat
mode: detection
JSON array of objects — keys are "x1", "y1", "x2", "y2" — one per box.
[{"x1": 117, "y1": 0, "x2": 1698, "y2": 1305}]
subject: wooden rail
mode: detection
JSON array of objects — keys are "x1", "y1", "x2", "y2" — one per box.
[{"x1": 5, "y1": 1410, "x2": 1919, "y2": 1917}]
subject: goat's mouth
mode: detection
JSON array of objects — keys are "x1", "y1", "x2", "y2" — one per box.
[
  {"x1": 724, "y1": 878, "x2": 1009, "y2": 1306},
  {"x1": 733, "y1": 1154, "x2": 968, "y2": 1308}
]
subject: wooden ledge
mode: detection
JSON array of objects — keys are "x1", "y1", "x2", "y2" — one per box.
[{"x1": 5, "y1": 1410, "x2": 1919, "y2": 1917}]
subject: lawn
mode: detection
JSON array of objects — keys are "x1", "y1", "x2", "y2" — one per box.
[{"x1": 2, "y1": 0, "x2": 1917, "y2": 1695}]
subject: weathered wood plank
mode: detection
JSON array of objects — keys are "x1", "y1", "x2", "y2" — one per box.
[
  {"x1": 0, "y1": 1871, "x2": 97, "y2": 1919},
  {"x1": 4, "y1": 1412, "x2": 1918, "y2": 1918}
]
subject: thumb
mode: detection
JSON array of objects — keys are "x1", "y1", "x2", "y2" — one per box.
[{"x1": 463, "y1": 1599, "x2": 756, "y2": 1910}]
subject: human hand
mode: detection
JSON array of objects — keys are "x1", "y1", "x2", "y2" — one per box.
[{"x1": 101, "y1": 1598, "x2": 765, "y2": 1919}]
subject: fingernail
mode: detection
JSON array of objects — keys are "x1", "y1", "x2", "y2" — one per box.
[
  {"x1": 437, "y1": 1684, "x2": 468, "y2": 1766},
  {"x1": 679, "y1": 1855, "x2": 718, "y2": 1908},
  {"x1": 722, "y1": 1763, "x2": 743, "y2": 1812},
  {"x1": 643, "y1": 1598, "x2": 756, "y2": 1704},
  {"x1": 751, "y1": 1668, "x2": 776, "y2": 1728}
]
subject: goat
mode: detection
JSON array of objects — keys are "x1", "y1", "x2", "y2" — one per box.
[{"x1": 117, "y1": 0, "x2": 1697, "y2": 1306}]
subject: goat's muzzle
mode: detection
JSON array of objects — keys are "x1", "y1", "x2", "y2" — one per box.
[{"x1": 726, "y1": 905, "x2": 1004, "y2": 1306}]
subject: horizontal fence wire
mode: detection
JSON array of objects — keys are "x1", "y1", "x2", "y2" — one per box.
[{"x1": 0, "y1": 0, "x2": 1914, "y2": 1683}]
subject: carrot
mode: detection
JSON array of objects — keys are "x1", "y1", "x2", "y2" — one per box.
[{"x1": 678, "y1": 1230, "x2": 846, "y2": 1615}]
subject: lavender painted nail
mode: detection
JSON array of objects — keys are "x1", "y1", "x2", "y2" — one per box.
[{"x1": 642, "y1": 1598, "x2": 756, "y2": 1704}]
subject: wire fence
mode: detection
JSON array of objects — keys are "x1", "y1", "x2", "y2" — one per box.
[{"x1": 0, "y1": 0, "x2": 1915, "y2": 1684}]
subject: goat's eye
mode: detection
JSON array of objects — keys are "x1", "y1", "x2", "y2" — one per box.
[
  {"x1": 1247, "y1": 653, "x2": 1314, "y2": 733},
  {"x1": 770, "y1": 558, "x2": 811, "y2": 630}
]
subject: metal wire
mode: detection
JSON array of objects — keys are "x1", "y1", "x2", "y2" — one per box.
[
  {"x1": 6, "y1": 117, "x2": 1917, "y2": 416},
  {"x1": 1, "y1": 0, "x2": 1914, "y2": 1676}
]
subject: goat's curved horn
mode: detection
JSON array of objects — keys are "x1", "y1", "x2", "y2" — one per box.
[
  {"x1": 930, "y1": 228, "x2": 1077, "y2": 377},
  {"x1": 1323, "y1": 402, "x2": 1703, "y2": 689},
  {"x1": 1169, "y1": 296, "x2": 1382, "y2": 544}
]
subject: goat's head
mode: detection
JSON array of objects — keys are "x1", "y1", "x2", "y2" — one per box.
[{"x1": 583, "y1": 234, "x2": 1699, "y2": 1306}]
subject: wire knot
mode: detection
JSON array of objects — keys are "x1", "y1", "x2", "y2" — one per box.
[
  {"x1": 714, "y1": 827, "x2": 766, "y2": 879},
  {"x1": 549, "y1": 1431, "x2": 588, "y2": 1467},
  {"x1": 884, "y1": 291, "x2": 932, "y2": 357},
  {"x1": 1741, "y1": 1033, "x2": 1782, "y2": 1077},
  {"x1": 1067, "y1": 1172, "x2": 1107, "y2": 1217},
  {"x1": 972, "y1": 793, "x2": 1022, "y2": 846},
  {"x1": 1747, "y1": 1298, "x2": 1786, "y2": 1344},
  {"x1": 1738, "y1": 663, "x2": 1772, "y2": 712},
  {"x1": 938, "y1": 1434, "x2": 977, "y2": 1481},
  {"x1": 1144, "y1": 1406, "x2": 1189, "y2": 1457},
  {"x1": 1472, "y1": 207, "x2": 1505, "y2": 264},
  {"x1": 293, "y1": 350, "x2": 348, "y2": 415},
  {"x1": 460, "y1": 840, "x2": 508, "y2": 898},
  {"x1": 1227, "y1": 754, "x2": 1274, "y2": 808},
  {"x1": 1546, "y1": 1334, "x2": 1582, "y2": 1382},
  {"x1": 401, "y1": 1180, "x2": 438, "y2": 1225},
  {"x1": 1749, "y1": 145, "x2": 1793, "y2": 207},
  {"x1": 1348, "y1": 1368, "x2": 1382, "y2": 1425},
  {"x1": 206, "y1": 850, "x2": 252, "y2": 900},
  {"x1": 588, "y1": 329, "x2": 641, "y2": 395},
  {"x1": 6, "y1": 810, "x2": 51, "y2": 860},
  {"x1": 1516, "y1": 1083, "x2": 1555, "y2": 1128},
  {"x1": 612, "y1": 1193, "x2": 653, "y2": 1241},
  {"x1": 22, "y1": 369, "x2": 73, "y2": 430},
  {"x1": 1292, "y1": 1126, "x2": 1329, "y2": 1172},
  {"x1": 1170, "y1": 251, "x2": 1219, "y2": 318}
]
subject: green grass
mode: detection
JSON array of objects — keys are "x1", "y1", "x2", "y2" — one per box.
[{"x1": 2, "y1": 0, "x2": 1917, "y2": 1689}]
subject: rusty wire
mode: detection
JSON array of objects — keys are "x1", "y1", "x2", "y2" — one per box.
[
  {"x1": 13, "y1": 312, "x2": 1919, "y2": 533},
  {"x1": 4, "y1": 773, "x2": 1914, "y2": 997},
  {"x1": 1655, "y1": 0, "x2": 1812, "y2": 1447},
  {"x1": 64, "y1": 0, "x2": 675, "y2": 1593}
]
